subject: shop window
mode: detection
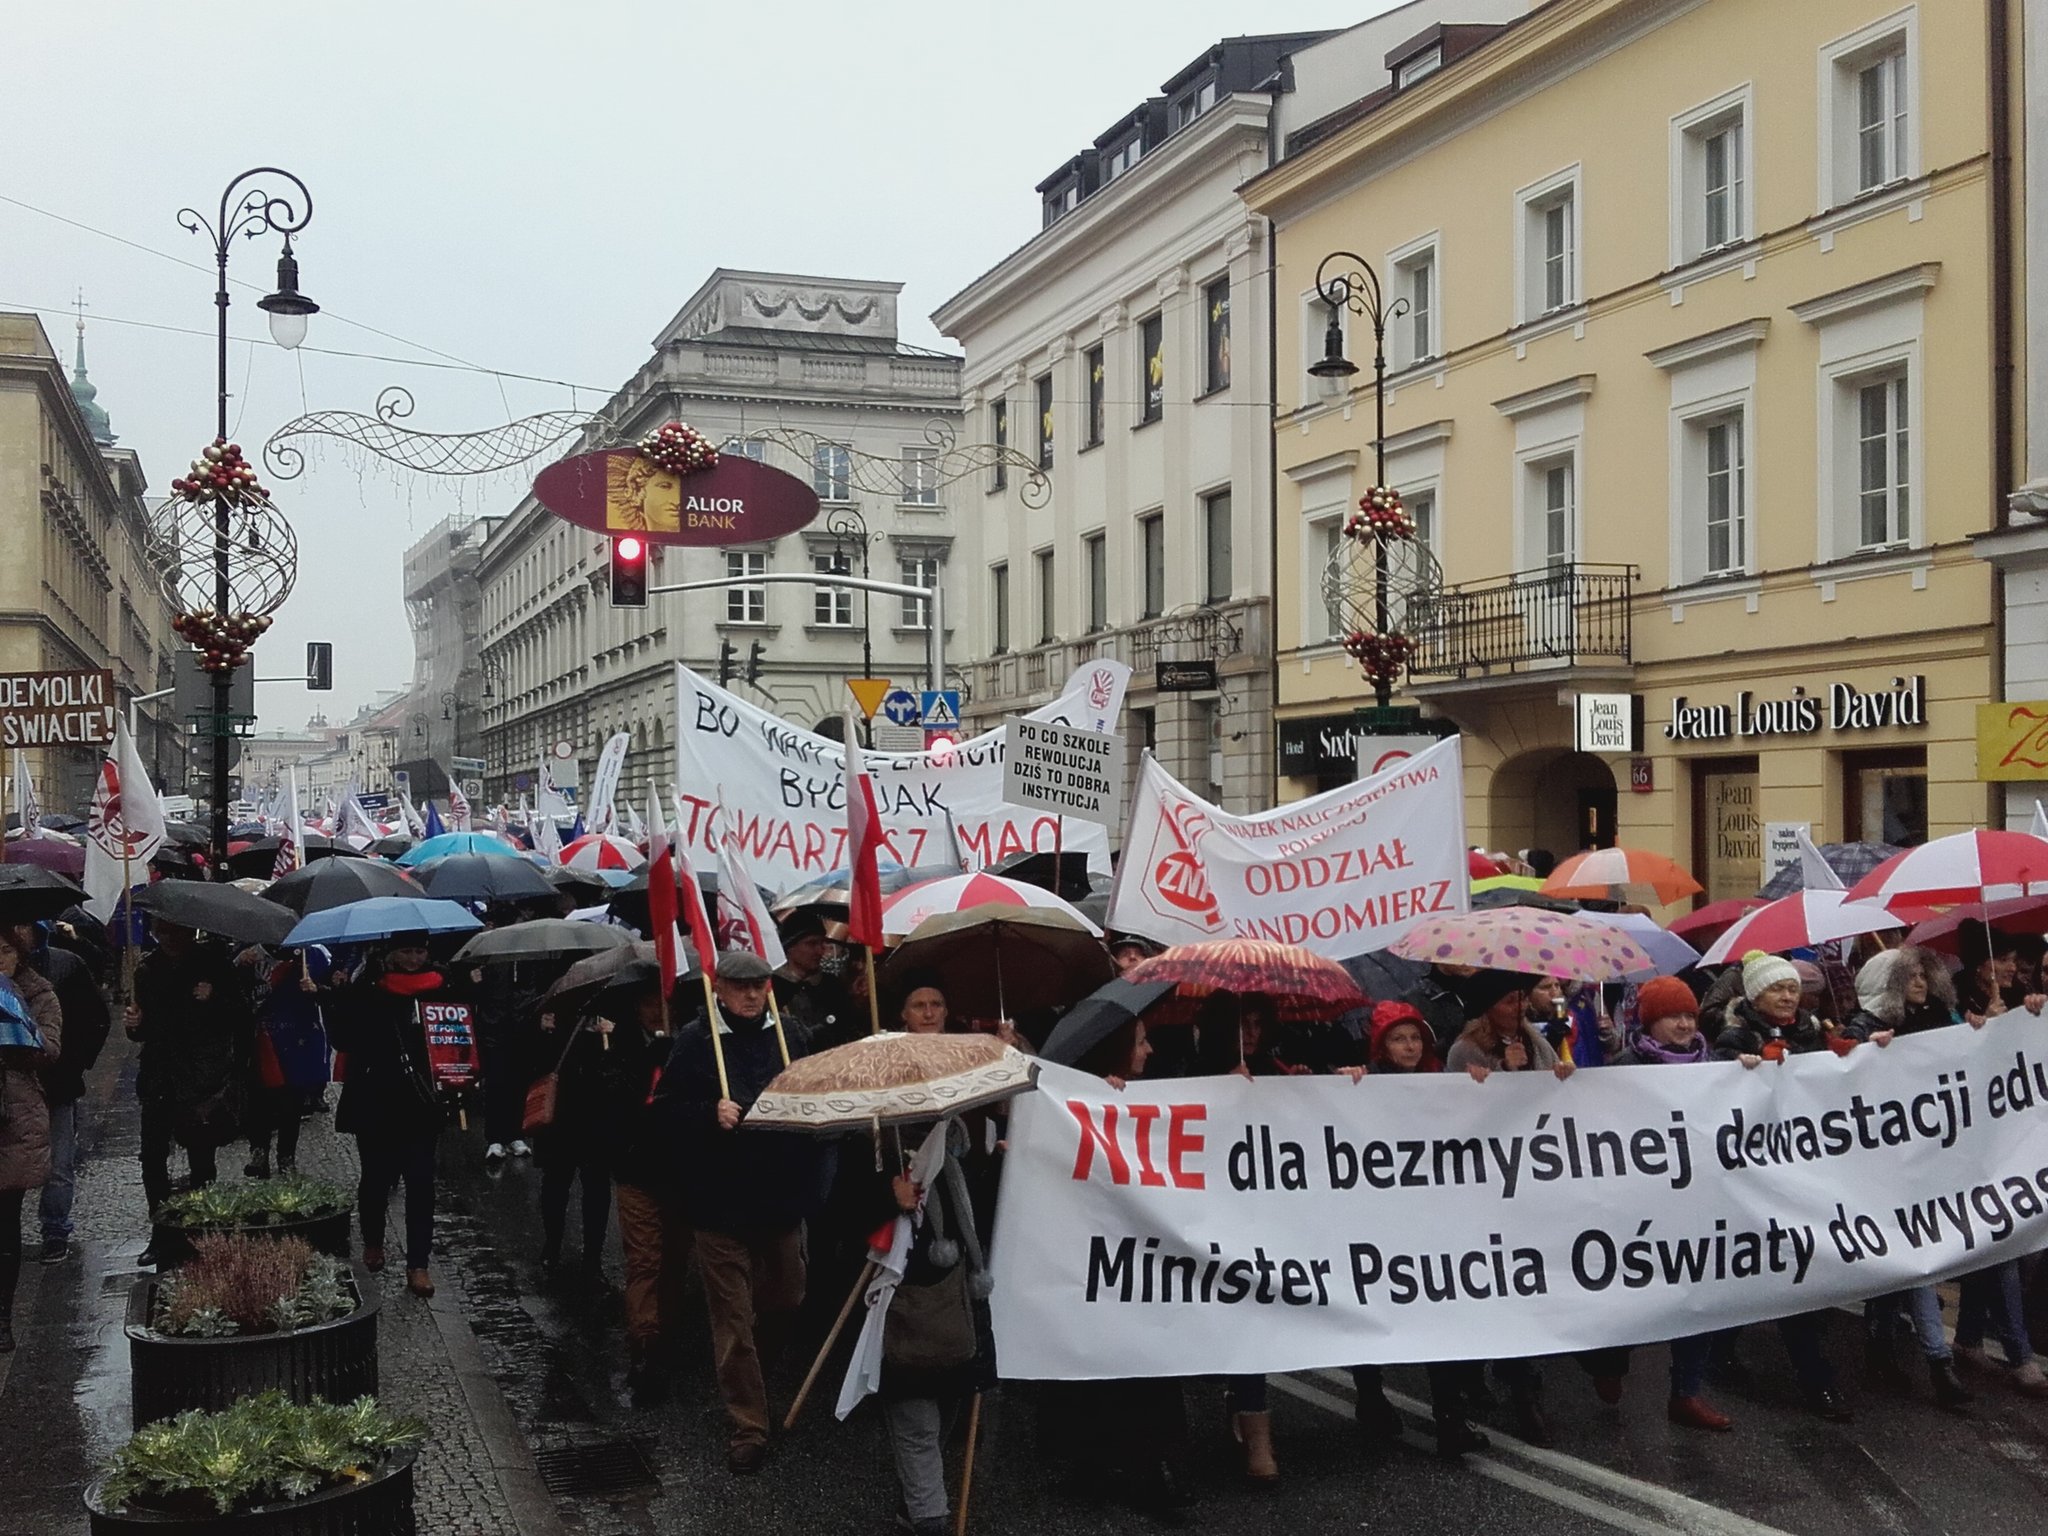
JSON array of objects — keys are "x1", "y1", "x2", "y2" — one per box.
[
  {"x1": 1842, "y1": 746, "x2": 1927, "y2": 846},
  {"x1": 1690, "y1": 755, "x2": 1761, "y2": 905}
]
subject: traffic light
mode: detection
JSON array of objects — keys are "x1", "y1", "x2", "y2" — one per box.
[
  {"x1": 305, "y1": 641, "x2": 333, "y2": 691},
  {"x1": 746, "y1": 641, "x2": 766, "y2": 685},
  {"x1": 609, "y1": 535, "x2": 648, "y2": 608},
  {"x1": 718, "y1": 639, "x2": 737, "y2": 687}
]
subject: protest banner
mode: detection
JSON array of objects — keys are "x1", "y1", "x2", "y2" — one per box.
[
  {"x1": 990, "y1": 1026, "x2": 2048, "y2": 1379},
  {"x1": 1108, "y1": 736, "x2": 1468, "y2": 958},
  {"x1": 1005, "y1": 717, "x2": 1121, "y2": 829},
  {"x1": 587, "y1": 731, "x2": 631, "y2": 833},
  {"x1": 671, "y1": 663, "x2": 1113, "y2": 894},
  {"x1": 0, "y1": 668, "x2": 116, "y2": 748}
]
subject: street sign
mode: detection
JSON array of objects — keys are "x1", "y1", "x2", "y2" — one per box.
[
  {"x1": 1156, "y1": 660, "x2": 1218, "y2": 693},
  {"x1": 451, "y1": 755, "x2": 486, "y2": 776},
  {"x1": 0, "y1": 669, "x2": 116, "y2": 747},
  {"x1": 391, "y1": 770, "x2": 411, "y2": 797},
  {"x1": 358, "y1": 793, "x2": 392, "y2": 812},
  {"x1": 920, "y1": 690, "x2": 961, "y2": 730},
  {"x1": 461, "y1": 778, "x2": 484, "y2": 800},
  {"x1": 172, "y1": 652, "x2": 254, "y2": 723},
  {"x1": 879, "y1": 688, "x2": 921, "y2": 728},
  {"x1": 552, "y1": 741, "x2": 574, "y2": 760},
  {"x1": 847, "y1": 678, "x2": 894, "y2": 720},
  {"x1": 1005, "y1": 716, "x2": 1121, "y2": 829}
]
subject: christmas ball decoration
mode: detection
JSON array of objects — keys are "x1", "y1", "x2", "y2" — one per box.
[
  {"x1": 170, "y1": 438, "x2": 269, "y2": 507},
  {"x1": 171, "y1": 608, "x2": 275, "y2": 672},
  {"x1": 1344, "y1": 485, "x2": 1414, "y2": 541},
  {"x1": 1343, "y1": 629, "x2": 1419, "y2": 687},
  {"x1": 638, "y1": 420, "x2": 719, "y2": 476},
  {"x1": 1321, "y1": 509, "x2": 1444, "y2": 696}
]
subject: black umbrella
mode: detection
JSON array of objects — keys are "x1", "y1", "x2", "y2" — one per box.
[
  {"x1": 543, "y1": 940, "x2": 683, "y2": 1024},
  {"x1": 546, "y1": 865, "x2": 612, "y2": 906},
  {"x1": 454, "y1": 918, "x2": 632, "y2": 965},
  {"x1": 0, "y1": 864, "x2": 88, "y2": 924},
  {"x1": 132, "y1": 880, "x2": 297, "y2": 946},
  {"x1": 224, "y1": 832, "x2": 337, "y2": 880},
  {"x1": 371, "y1": 834, "x2": 416, "y2": 860},
  {"x1": 263, "y1": 856, "x2": 425, "y2": 915},
  {"x1": 992, "y1": 849, "x2": 1093, "y2": 901},
  {"x1": 1040, "y1": 978, "x2": 1175, "y2": 1066},
  {"x1": 1470, "y1": 886, "x2": 1581, "y2": 913},
  {"x1": 160, "y1": 820, "x2": 211, "y2": 849},
  {"x1": 420, "y1": 854, "x2": 555, "y2": 907}
]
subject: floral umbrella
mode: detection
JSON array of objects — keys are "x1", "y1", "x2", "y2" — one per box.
[
  {"x1": 1126, "y1": 939, "x2": 1367, "y2": 1023},
  {"x1": 1845, "y1": 829, "x2": 2048, "y2": 909},
  {"x1": 881, "y1": 872, "x2": 1100, "y2": 937},
  {"x1": 1541, "y1": 846, "x2": 1702, "y2": 906},
  {"x1": 559, "y1": 833, "x2": 647, "y2": 873},
  {"x1": 1696, "y1": 890, "x2": 1902, "y2": 965},
  {"x1": 746, "y1": 1030, "x2": 1039, "y2": 1134},
  {"x1": 1389, "y1": 908, "x2": 1654, "y2": 983}
]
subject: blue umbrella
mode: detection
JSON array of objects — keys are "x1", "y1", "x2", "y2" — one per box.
[
  {"x1": 283, "y1": 895, "x2": 483, "y2": 949},
  {"x1": 0, "y1": 974, "x2": 43, "y2": 1052},
  {"x1": 396, "y1": 832, "x2": 522, "y2": 867}
]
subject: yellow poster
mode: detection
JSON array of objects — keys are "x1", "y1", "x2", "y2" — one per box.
[
  {"x1": 605, "y1": 455, "x2": 681, "y2": 534},
  {"x1": 1976, "y1": 701, "x2": 2048, "y2": 781},
  {"x1": 1700, "y1": 771, "x2": 1760, "y2": 904}
]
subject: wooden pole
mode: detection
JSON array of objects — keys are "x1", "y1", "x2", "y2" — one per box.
[
  {"x1": 954, "y1": 1391, "x2": 985, "y2": 1536},
  {"x1": 783, "y1": 1258, "x2": 877, "y2": 1431},
  {"x1": 865, "y1": 944, "x2": 883, "y2": 1036},
  {"x1": 766, "y1": 988, "x2": 791, "y2": 1067},
  {"x1": 698, "y1": 967, "x2": 730, "y2": 1100}
]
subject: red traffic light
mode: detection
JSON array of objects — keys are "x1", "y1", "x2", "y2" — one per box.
[{"x1": 616, "y1": 535, "x2": 644, "y2": 561}]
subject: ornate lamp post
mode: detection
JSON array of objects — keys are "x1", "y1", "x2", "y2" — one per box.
[
  {"x1": 172, "y1": 168, "x2": 317, "y2": 864},
  {"x1": 826, "y1": 507, "x2": 875, "y2": 682},
  {"x1": 1310, "y1": 251, "x2": 1438, "y2": 714}
]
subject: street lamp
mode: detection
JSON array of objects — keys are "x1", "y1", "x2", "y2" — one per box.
[
  {"x1": 178, "y1": 167, "x2": 315, "y2": 863},
  {"x1": 827, "y1": 506, "x2": 876, "y2": 680},
  {"x1": 1311, "y1": 251, "x2": 1406, "y2": 710}
]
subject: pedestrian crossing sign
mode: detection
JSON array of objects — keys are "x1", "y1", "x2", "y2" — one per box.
[{"x1": 920, "y1": 690, "x2": 961, "y2": 730}]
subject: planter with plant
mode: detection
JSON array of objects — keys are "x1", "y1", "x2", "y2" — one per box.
[
  {"x1": 86, "y1": 1391, "x2": 422, "y2": 1534},
  {"x1": 153, "y1": 1173, "x2": 354, "y2": 1264},
  {"x1": 128, "y1": 1233, "x2": 379, "y2": 1426}
]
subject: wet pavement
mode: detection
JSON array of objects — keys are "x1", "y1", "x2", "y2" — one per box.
[{"x1": 12, "y1": 1037, "x2": 2048, "y2": 1536}]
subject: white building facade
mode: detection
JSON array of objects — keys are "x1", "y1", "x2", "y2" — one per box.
[
  {"x1": 933, "y1": 7, "x2": 1525, "y2": 813},
  {"x1": 476, "y1": 270, "x2": 961, "y2": 811}
]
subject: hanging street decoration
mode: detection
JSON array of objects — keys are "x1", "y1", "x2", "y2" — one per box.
[
  {"x1": 158, "y1": 437, "x2": 298, "y2": 679},
  {"x1": 531, "y1": 439, "x2": 820, "y2": 547},
  {"x1": 1322, "y1": 483, "x2": 1443, "y2": 696},
  {"x1": 171, "y1": 609, "x2": 275, "y2": 674},
  {"x1": 637, "y1": 420, "x2": 719, "y2": 476},
  {"x1": 170, "y1": 438, "x2": 268, "y2": 506},
  {"x1": 1345, "y1": 484, "x2": 1414, "y2": 540}
]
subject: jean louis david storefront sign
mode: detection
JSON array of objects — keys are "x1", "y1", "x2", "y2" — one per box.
[{"x1": 1664, "y1": 675, "x2": 1926, "y2": 742}]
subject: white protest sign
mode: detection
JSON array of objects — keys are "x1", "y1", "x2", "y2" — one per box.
[
  {"x1": 1192, "y1": 736, "x2": 1467, "y2": 957},
  {"x1": 1109, "y1": 736, "x2": 1467, "y2": 956},
  {"x1": 1005, "y1": 717, "x2": 1121, "y2": 829},
  {"x1": 672, "y1": 664, "x2": 1112, "y2": 893},
  {"x1": 1763, "y1": 822, "x2": 1809, "y2": 888},
  {"x1": 587, "y1": 731, "x2": 631, "y2": 833},
  {"x1": 991, "y1": 1029, "x2": 2048, "y2": 1379}
]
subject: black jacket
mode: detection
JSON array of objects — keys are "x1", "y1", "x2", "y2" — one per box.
[
  {"x1": 650, "y1": 1003, "x2": 825, "y2": 1234},
  {"x1": 37, "y1": 946, "x2": 109, "y2": 1106},
  {"x1": 329, "y1": 972, "x2": 452, "y2": 1141},
  {"x1": 1711, "y1": 999, "x2": 1836, "y2": 1061},
  {"x1": 132, "y1": 942, "x2": 250, "y2": 1106},
  {"x1": 541, "y1": 1019, "x2": 670, "y2": 1186}
]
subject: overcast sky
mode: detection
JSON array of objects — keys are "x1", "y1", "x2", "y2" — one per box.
[{"x1": 10, "y1": 0, "x2": 1399, "y2": 728}]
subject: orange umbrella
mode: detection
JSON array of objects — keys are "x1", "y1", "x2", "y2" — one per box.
[{"x1": 1540, "y1": 846, "x2": 1702, "y2": 906}]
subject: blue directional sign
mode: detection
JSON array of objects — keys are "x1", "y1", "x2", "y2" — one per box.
[
  {"x1": 880, "y1": 688, "x2": 921, "y2": 727},
  {"x1": 920, "y1": 690, "x2": 961, "y2": 730}
]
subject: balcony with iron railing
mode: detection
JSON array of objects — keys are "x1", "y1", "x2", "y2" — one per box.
[
  {"x1": 968, "y1": 599, "x2": 1270, "y2": 712},
  {"x1": 1405, "y1": 561, "x2": 1637, "y2": 693}
]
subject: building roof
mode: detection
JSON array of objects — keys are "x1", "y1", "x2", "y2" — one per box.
[{"x1": 68, "y1": 318, "x2": 114, "y2": 446}]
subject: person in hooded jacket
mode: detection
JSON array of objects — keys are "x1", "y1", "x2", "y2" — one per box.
[
  {"x1": 1712, "y1": 950, "x2": 1855, "y2": 1420},
  {"x1": 0, "y1": 928, "x2": 61, "y2": 1351},
  {"x1": 329, "y1": 932, "x2": 457, "y2": 1299},
  {"x1": 14, "y1": 920, "x2": 109, "y2": 1266}
]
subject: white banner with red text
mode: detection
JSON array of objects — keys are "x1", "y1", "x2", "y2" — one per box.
[
  {"x1": 1106, "y1": 735, "x2": 1468, "y2": 959},
  {"x1": 989, "y1": 1027, "x2": 2048, "y2": 1378},
  {"x1": 670, "y1": 663, "x2": 1123, "y2": 894}
]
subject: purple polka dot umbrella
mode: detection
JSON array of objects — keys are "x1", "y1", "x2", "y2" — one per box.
[{"x1": 1388, "y1": 908, "x2": 1657, "y2": 982}]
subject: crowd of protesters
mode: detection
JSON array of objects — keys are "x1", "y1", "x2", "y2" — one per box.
[{"x1": 4, "y1": 853, "x2": 2047, "y2": 1535}]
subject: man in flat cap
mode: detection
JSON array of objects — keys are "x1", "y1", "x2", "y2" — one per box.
[{"x1": 652, "y1": 949, "x2": 821, "y2": 1473}]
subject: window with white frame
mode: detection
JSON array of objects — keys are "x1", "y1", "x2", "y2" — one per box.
[
  {"x1": 1853, "y1": 368, "x2": 1911, "y2": 549},
  {"x1": 1821, "y1": 13, "x2": 1917, "y2": 208},
  {"x1": 1676, "y1": 407, "x2": 1750, "y2": 580},
  {"x1": 1406, "y1": 487, "x2": 1438, "y2": 557},
  {"x1": 1517, "y1": 168, "x2": 1580, "y2": 321},
  {"x1": 901, "y1": 446, "x2": 939, "y2": 505},
  {"x1": 990, "y1": 564, "x2": 1010, "y2": 653},
  {"x1": 1203, "y1": 487, "x2": 1232, "y2": 603},
  {"x1": 1084, "y1": 532, "x2": 1107, "y2": 632},
  {"x1": 725, "y1": 550, "x2": 767, "y2": 623},
  {"x1": 812, "y1": 551, "x2": 853, "y2": 626},
  {"x1": 900, "y1": 556, "x2": 938, "y2": 628},
  {"x1": 1303, "y1": 293, "x2": 1349, "y2": 402},
  {"x1": 812, "y1": 442, "x2": 851, "y2": 501},
  {"x1": 1036, "y1": 548, "x2": 1056, "y2": 643},
  {"x1": 1138, "y1": 513, "x2": 1166, "y2": 618},
  {"x1": 723, "y1": 437, "x2": 766, "y2": 461},
  {"x1": 1672, "y1": 90, "x2": 1751, "y2": 264},
  {"x1": 1525, "y1": 454, "x2": 1577, "y2": 571},
  {"x1": 1390, "y1": 238, "x2": 1438, "y2": 368},
  {"x1": 1311, "y1": 514, "x2": 1346, "y2": 640},
  {"x1": 1396, "y1": 46, "x2": 1442, "y2": 88}
]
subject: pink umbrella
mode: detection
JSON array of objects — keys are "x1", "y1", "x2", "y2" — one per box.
[
  {"x1": 1905, "y1": 896, "x2": 2048, "y2": 955},
  {"x1": 1389, "y1": 908, "x2": 1654, "y2": 983},
  {"x1": 881, "y1": 872, "x2": 1101, "y2": 937},
  {"x1": 1844, "y1": 829, "x2": 2048, "y2": 909},
  {"x1": 560, "y1": 833, "x2": 647, "y2": 872},
  {"x1": 1698, "y1": 890, "x2": 1903, "y2": 965},
  {"x1": 1, "y1": 835, "x2": 85, "y2": 878}
]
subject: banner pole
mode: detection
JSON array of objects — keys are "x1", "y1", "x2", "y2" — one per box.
[
  {"x1": 783, "y1": 1258, "x2": 876, "y2": 1431},
  {"x1": 699, "y1": 967, "x2": 731, "y2": 1100},
  {"x1": 865, "y1": 945, "x2": 882, "y2": 1036},
  {"x1": 767, "y1": 989, "x2": 791, "y2": 1067}
]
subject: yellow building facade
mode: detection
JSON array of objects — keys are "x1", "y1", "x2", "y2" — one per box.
[{"x1": 1247, "y1": 0, "x2": 2012, "y2": 903}]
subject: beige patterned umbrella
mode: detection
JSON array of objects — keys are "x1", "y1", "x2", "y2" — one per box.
[{"x1": 745, "y1": 1030, "x2": 1039, "y2": 1133}]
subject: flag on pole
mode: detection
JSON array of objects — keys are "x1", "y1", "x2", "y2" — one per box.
[
  {"x1": 494, "y1": 801, "x2": 511, "y2": 836},
  {"x1": 399, "y1": 793, "x2": 426, "y2": 839},
  {"x1": 674, "y1": 853, "x2": 721, "y2": 977},
  {"x1": 13, "y1": 752, "x2": 41, "y2": 840},
  {"x1": 83, "y1": 717, "x2": 166, "y2": 921},
  {"x1": 422, "y1": 800, "x2": 447, "y2": 840},
  {"x1": 272, "y1": 769, "x2": 305, "y2": 881},
  {"x1": 569, "y1": 811, "x2": 586, "y2": 842},
  {"x1": 338, "y1": 793, "x2": 381, "y2": 850},
  {"x1": 714, "y1": 805, "x2": 787, "y2": 969},
  {"x1": 623, "y1": 800, "x2": 646, "y2": 844},
  {"x1": 842, "y1": 709, "x2": 888, "y2": 950},
  {"x1": 2033, "y1": 801, "x2": 2048, "y2": 841},
  {"x1": 445, "y1": 772, "x2": 473, "y2": 832},
  {"x1": 647, "y1": 830, "x2": 681, "y2": 1000},
  {"x1": 532, "y1": 806, "x2": 561, "y2": 863}
]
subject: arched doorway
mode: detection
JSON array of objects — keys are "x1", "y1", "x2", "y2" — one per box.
[{"x1": 1488, "y1": 749, "x2": 1618, "y2": 860}]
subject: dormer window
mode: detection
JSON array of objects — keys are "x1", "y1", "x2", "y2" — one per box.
[
  {"x1": 1395, "y1": 45, "x2": 1442, "y2": 87},
  {"x1": 1103, "y1": 137, "x2": 1143, "y2": 181},
  {"x1": 1042, "y1": 182, "x2": 1080, "y2": 227},
  {"x1": 1172, "y1": 77, "x2": 1217, "y2": 131}
]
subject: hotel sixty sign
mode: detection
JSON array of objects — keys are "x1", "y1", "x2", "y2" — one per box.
[{"x1": 1665, "y1": 676, "x2": 1926, "y2": 743}]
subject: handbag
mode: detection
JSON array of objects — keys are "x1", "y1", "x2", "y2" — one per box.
[
  {"x1": 883, "y1": 1261, "x2": 977, "y2": 1372},
  {"x1": 521, "y1": 1020, "x2": 585, "y2": 1135},
  {"x1": 174, "y1": 1078, "x2": 245, "y2": 1150}
]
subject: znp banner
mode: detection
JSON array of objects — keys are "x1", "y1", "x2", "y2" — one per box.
[
  {"x1": 1107, "y1": 735, "x2": 1468, "y2": 960},
  {"x1": 671, "y1": 662, "x2": 1127, "y2": 894},
  {"x1": 990, "y1": 1025, "x2": 2048, "y2": 1379}
]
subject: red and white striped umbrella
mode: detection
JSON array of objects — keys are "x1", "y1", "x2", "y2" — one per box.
[
  {"x1": 1844, "y1": 829, "x2": 2048, "y2": 909},
  {"x1": 882, "y1": 872, "x2": 1100, "y2": 937},
  {"x1": 1698, "y1": 890, "x2": 1904, "y2": 965},
  {"x1": 560, "y1": 833, "x2": 647, "y2": 872}
]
